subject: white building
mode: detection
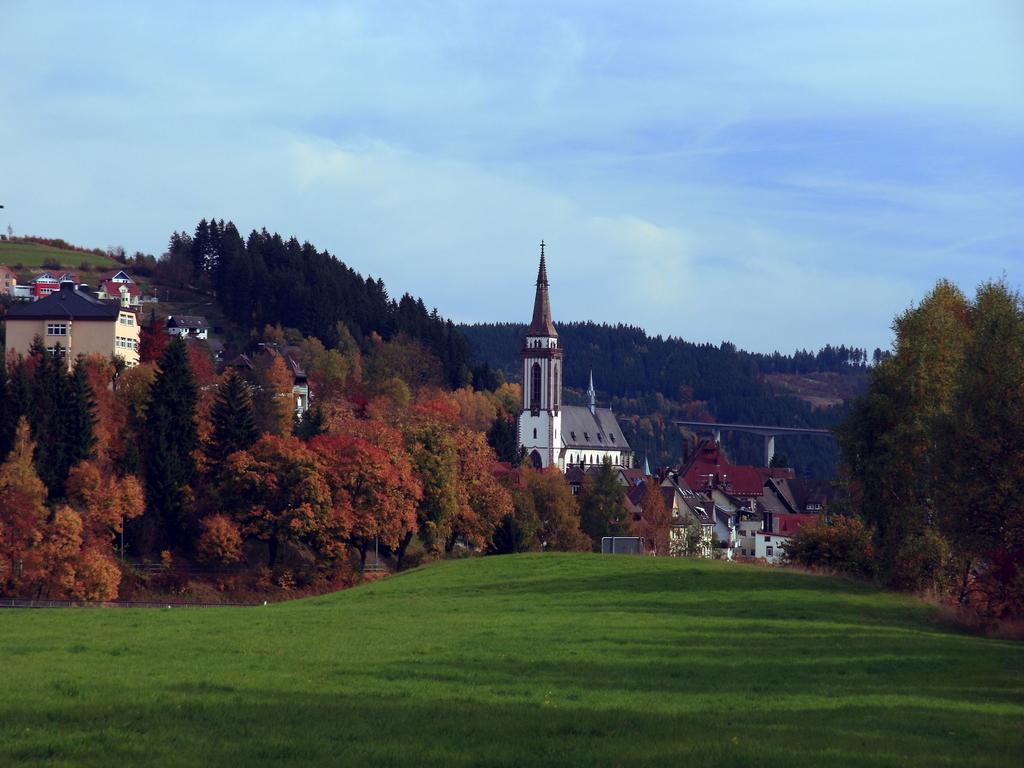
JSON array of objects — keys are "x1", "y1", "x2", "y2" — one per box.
[{"x1": 517, "y1": 244, "x2": 632, "y2": 471}]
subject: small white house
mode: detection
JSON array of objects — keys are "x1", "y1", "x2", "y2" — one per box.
[{"x1": 166, "y1": 315, "x2": 209, "y2": 340}]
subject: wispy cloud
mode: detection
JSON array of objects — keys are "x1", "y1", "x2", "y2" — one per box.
[{"x1": 1, "y1": 1, "x2": 1021, "y2": 353}]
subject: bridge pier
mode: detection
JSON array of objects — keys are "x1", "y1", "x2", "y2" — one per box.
[
  {"x1": 713, "y1": 428, "x2": 721, "y2": 445},
  {"x1": 764, "y1": 435, "x2": 775, "y2": 467}
]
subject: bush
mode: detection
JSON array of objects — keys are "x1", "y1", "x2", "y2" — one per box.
[
  {"x1": 783, "y1": 515, "x2": 875, "y2": 578},
  {"x1": 41, "y1": 257, "x2": 61, "y2": 270}
]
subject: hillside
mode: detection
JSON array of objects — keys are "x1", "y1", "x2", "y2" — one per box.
[
  {"x1": 1, "y1": 555, "x2": 1020, "y2": 767},
  {"x1": 0, "y1": 240, "x2": 124, "y2": 276}
]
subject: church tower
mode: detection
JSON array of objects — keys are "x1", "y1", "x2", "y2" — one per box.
[{"x1": 518, "y1": 242, "x2": 563, "y2": 469}]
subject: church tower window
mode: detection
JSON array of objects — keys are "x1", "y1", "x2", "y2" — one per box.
[{"x1": 530, "y1": 362, "x2": 541, "y2": 410}]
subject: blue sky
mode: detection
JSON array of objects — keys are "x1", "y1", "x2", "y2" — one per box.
[{"x1": 2, "y1": 1, "x2": 1021, "y2": 353}]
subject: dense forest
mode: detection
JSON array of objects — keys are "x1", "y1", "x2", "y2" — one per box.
[
  {"x1": 160, "y1": 220, "x2": 475, "y2": 388},
  {"x1": 460, "y1": 322, "x2": 862, "y2": 477}
]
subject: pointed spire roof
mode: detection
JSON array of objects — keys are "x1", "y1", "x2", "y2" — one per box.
[
  {"x1": 587, "y1": 369, "x2": 596, "y2": 414},
  {"x1": 527, "y1": 241, "x2": 557, "y2": 337}
]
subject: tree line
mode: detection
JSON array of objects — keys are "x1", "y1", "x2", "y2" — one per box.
[
  {"x1": 785, "y1": 278, "x2": 1024, "y2": 623},
  {"x1": 0, "y1": 319, "x2": 637, "y2": 602},
  {"x1": 159, "y1": 219, "x2": 476, "y2": 388}
]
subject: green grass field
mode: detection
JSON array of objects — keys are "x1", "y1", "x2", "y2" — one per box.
[
  {"x1": 1, "y1": 555, "x2": 1021, "y2": 767},
  {"x1": 0, "y1": 241, "x2": 122, "y2": 274}
]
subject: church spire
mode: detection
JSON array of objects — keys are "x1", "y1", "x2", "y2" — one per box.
[
  {"x1": 527, "y1": 240, "x2": 557, "y2": 337},
  {"x1": 588, "y1": 369, "x2": 596, "y2": 415}
]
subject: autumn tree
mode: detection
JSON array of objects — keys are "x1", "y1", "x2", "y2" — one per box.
[
  {"x1": 400, "y1": 418, "x2": 463, "y2": 566},
  {"x1": 449, "y1": 429, "x2": 513, "y2": 552},
  {"x1": 0, "y1": 419, "x2": 48, "y2": 596},
  {"x1": 197, "y1": 515, "x2": 243, "y2": 565},
  {"x1": 838, "y1": 279, "x2": 970, "y2": 587},
  {"x1": 524, "y1": 467, "x2": 589, "y2": 551},
  {"x1": 312, "y1": 428, "x2": 421, "y2": 568},
  {"x1": 219, "y1": 435, "x2": 349, "y2": 568},
  {"x1": 253, "y1": 352, "x2": 295, "y2": 437},
  {"x1": 632, "y1": 479, "x2": 672, "y2": 556},
  {"x1": 138, "y1": 311, "x2": 168, "y2": 363},
  {"x1": 66, "y1": 461, "x2": 145, "y2": 548}
]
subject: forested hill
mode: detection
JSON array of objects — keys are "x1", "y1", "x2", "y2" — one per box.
[
  {"x1": 460, "y1": 322, "x2": 871, "y2": 478},
  {"x1": 162, "y1": 220, "x2": 474, "y2": 387}
]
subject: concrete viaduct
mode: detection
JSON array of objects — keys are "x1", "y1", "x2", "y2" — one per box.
[{"x1": 674, "y1": 420, "x2": 834, "y2": 467}]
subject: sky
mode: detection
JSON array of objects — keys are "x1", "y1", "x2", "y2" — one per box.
[{"x1": 2, "y1": 1, "x2": 1022, "y2": 354}]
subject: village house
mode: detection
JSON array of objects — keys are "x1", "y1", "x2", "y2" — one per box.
[
  {"x1": 4, "y1": 280, "x2": 140, "y2": 368},
  {"x1": 227, "y1": 345, "x2": 310, "y2": 418},
  {"x1": 0, "y1": 266, "x2": 17, "y2": 296},
  {"x1": 755, "y1": 513, "x2": 819, "y2": 564},
  {"x1": 95, "y1": 269, "x2": 141, "y2": 308},
  {"x1": 166, "y1": 315, "x2": 210, "y2": 340},
  {"x1": 29, "y1": 271, "x2": 80, "y2": 300}
]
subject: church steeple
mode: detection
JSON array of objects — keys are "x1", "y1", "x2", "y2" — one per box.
[
  {"x1": 527, "y1": 241, "x2": 557, "y2": 337},
  {"x1": 588, "y1": 369, "x2": 596, "y2": 415}
]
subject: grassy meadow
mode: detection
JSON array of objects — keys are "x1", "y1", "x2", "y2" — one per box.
[
  {"x1": 0, "y1": 241, "x2": 122, "y2": 274},
  {"x1": 1, "y1": 554, "x2": 1021, "y2": 767}
]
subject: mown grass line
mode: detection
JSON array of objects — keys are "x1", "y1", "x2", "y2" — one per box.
[{"x1": 1, "y1": 554, "x2": 1021, "y2": 767}]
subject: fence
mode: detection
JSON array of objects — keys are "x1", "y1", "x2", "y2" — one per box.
[{"x1": 0, "y1": 598, "x2": 263, "y2": 609}]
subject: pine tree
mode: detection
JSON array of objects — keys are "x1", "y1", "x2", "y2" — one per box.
[
  {"x1": 207, "y1": 370, "x2": 259, "y2": 464},
  {"x1": 2, "y1": 357, "x2": 32, "y2": 462},
  {"x1": 29, "y1": 340, "x2": 71, "y2": 497},
  {"x1": 144, "y1": 336, "x2": 198, "y2": 552},
  {"x1": 295, "y1": 404, "x2": 325, "y2": 442},
  {"x1": 64, "y1": 361, "x2": 97, "y2": 474}
]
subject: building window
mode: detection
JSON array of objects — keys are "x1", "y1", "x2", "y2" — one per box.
[
  {"x1": 533, "y1": 428, "x2": 537, "y2": 439},
  {"x1": 47, "y1": 323, "x2": 68, "y2": 336},
  {"x1": 47, "y1": 345, "x2": 67, "y2": 359},
  {"x1": 764, "y1": 536, "x2": 771, "y2": 542},
  {"x1": 530, "y1": 362, "x2": 541, "y2": 409},
  {"x1": 119, "y1": 314, "x2": 134, "y2": 326},
  {"x1": 766, "y1": 546, "x2": 774, "y2": 557},
  {"x1": 553, "y1": 366, "x2": 559, "y2": 409}
]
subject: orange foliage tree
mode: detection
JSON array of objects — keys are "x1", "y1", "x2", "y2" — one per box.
[
  {"x1": 311, "y1": 426, "x2": 422, "y2": 568},
  {"x1": 0, "y1": 419, "x2": 49, "y2": 596},
  {"x1": 632, "y1": 478, "x2": 672, "y2": 556},
  {"x1": 219, "y1": 435, "x2": 349, "y2": 568}
]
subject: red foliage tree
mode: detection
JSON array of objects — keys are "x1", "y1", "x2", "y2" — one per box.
[{"x1": 312, "y1": 428, "x2": 422, "y2": 568}]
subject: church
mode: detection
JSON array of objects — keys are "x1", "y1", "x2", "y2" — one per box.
[{"x1": 517, "y1": 245, "x2": 633, "y2": 472}]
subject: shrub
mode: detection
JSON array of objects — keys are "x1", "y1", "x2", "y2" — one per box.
[
  {"x1": 783, "y1": 515, "x2": 875, "y2": 578},
  {"x1": 41, "y1": 257, "x2": 61, "y2": 270}
]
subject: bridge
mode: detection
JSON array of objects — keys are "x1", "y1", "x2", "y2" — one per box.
[{"x1": 674, "y1": 420, "x2": 835, "y2": 467}]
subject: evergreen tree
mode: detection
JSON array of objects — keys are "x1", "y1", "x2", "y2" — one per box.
[
  {"x1": 486, "y1": 414, "x2": 519, "y2": 463},
  {"x1": 2, "y1": 356, "x2": 32, "y2": 462},
  {"x1": 578, "y1": 460, "x2": 627, "y2": 551},
  {"x1": 63, "y1": 360, "x2": 97, "y2": 477},
  {"x1": 144, "y1": 336, "x2": 199, "y2": 552},
  {"x1": 29, "y1": 339, "x2": 71, "y2": 497},
  {"x1": 295, "y1": 404, "x2": 325, "y2": 442},
  {"x1": 207, "y1": 370, "x2": 259, "y2": 464}
]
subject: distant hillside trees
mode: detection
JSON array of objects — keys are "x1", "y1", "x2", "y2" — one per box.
[
  {"x1": 460, "y1": 322, "x2": 848, "y2": 477},
  {"x1": 162, "y1": 219, "x2": 474, "y2": 388}
]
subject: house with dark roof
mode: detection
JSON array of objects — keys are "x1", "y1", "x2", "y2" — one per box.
[
  {"x1": 166, "y1": 315, "x2": 209, "y2": 340},
  {"x1": 227, "y1": 344, "x2": 310, "y2": 417},
  {"x1": 4, "y1": 281, "x2": 140, "y2": 368}
]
